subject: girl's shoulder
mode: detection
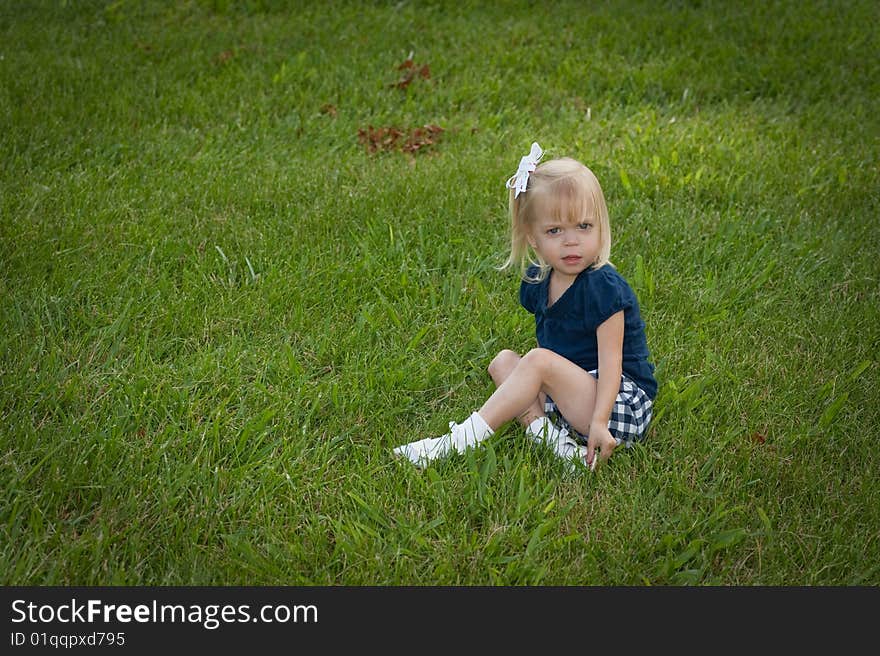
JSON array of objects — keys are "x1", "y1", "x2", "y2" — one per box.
[
  {"x1": 519, "y1": 264, "x2": 547, "y2": 313},
  {"x1": 578, "y1": 264, "x2": 638, "y2": 322},
  {"x1": 580, "y1": 263, "x2": 632, "y2": 294}
]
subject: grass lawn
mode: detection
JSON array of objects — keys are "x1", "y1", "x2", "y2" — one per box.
[{"x1": 1, "y1": 0, "x2": 878, "y2": 585}]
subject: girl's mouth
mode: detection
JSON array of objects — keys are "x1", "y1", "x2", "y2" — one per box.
[{"x1": 562, "y1": 255, "x2": 582, "y2": 264}]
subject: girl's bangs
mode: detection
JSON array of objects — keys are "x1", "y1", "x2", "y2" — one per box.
[{"x1": 532, "y1": 175, "x2": 597, "y2": 224}]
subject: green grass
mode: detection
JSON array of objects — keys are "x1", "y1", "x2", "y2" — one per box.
[{"x1": 1, "y1": 0, "x2": 878, "y2": 585}]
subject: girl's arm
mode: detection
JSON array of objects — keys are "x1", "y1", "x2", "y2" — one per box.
[{"x1": 587, "y1": 310, "x2": 624, "y2": 467}]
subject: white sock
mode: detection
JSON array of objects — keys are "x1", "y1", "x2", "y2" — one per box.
[
  {"x1": 449, "y1": 411, "x2": 494, "y2": 450},
  {"x1": 526, "y1": 416, "x2": 557, "y2": 444},
  {"x1": 526, "y1": 416, "x2": 585, "y2": 467}
]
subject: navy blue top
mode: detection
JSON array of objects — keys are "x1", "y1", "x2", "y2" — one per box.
[{"x1": 519, "y1": 264, "x2": 657, "y2": 399}]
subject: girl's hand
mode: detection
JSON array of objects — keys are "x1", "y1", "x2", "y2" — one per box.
[{"x1": 586, "y1": 422, "x2": 617, "y2": 470}]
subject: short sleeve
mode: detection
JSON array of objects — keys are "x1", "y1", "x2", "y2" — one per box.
[
  {"x1": 519, "y1": 265, "x2": 542, "y2": 314},
  {"x1": 586, "y1": 267, "x2": 633, "y2": 328},
  {"x1": 520, "y1": 279, "x2": 537, "y2": 314}
]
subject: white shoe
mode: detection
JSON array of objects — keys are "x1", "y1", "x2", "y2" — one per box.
[
  {"x1": 528, "y1": 417, "x2": 588, "y2": 471},
  {"x1": 550, "y1": 427, "x2": 589, "y2": 469},
  {"x1": 527, "y1": 416, "x2": 561, "y2": 447},
  {"x1": 392, "y1": 434, "x2": 451, "y2": 468},
  {"x1": 393, "y1": 413, "x2": 492, "y2": 468}
]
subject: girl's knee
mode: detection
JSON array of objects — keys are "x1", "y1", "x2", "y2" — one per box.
[
  {"x1": 522, "y1": 347, "x2": 555, "y2": 372},
  {"x1": 488, "y1": 349, "x2": 519, "y2": 378}
]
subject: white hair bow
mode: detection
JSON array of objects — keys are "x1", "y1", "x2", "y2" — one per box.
[{"x1": 505, "y1": 142, "x2": 543, "y2": 198}]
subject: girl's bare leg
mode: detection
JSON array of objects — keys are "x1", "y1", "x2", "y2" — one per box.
[
  {"x1": 487, "y1": 350, "x2": 545, "y2": 427},
  {"x1": 392, "y1": 348, "x2": 596, "y2": 468},
  {"x1": 479, "y1": 347, "x2": 598, "y2": 433}
]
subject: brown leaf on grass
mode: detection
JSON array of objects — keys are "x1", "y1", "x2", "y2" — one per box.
[
  {"x1": 358, "y1": 126, "x2": 404, "y2": 154},
  {"x1": 215, "y1": 49, "x2": 235, "y2": 65},
  {"x1": 358, "y1": 124, "x2": 444, "y2": 155},
  {"x1": 392, "y1": 72, "x2": 415, "y2": 90},
  {"x1": 401, "y1": 124, "x2": 444, "y2": 153},
  {"x1": 750, "y1": 431, "x2": 767, "y2": 444},
  {"x1": 391, "y1": 57, "x2": 432, "y2": 89},
  {"x1": 320, "y1": 104, "x2": 338, "y2": 117}
]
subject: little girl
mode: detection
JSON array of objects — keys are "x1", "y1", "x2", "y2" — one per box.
[{"x1": 393, "y1": 143, "x2": 657, "y2": 471}]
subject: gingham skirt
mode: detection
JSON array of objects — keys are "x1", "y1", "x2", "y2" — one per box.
[{"x1": 544, "y1": 370, "x2": 654, "y2": 447}]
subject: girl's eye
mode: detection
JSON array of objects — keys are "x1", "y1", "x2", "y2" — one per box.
[
  {"x1": 547, "y1": 227, "x2": 561, "y2": 235},
  {"x1": 578, "y1": 222, "x2": 593, "y2": 230}
]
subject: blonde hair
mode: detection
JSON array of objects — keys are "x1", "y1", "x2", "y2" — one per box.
[{"x1": 501, "y1": 157, "x2": 612, "y2": 282}]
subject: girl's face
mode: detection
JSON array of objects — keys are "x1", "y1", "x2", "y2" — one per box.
[{"x1": 527, "y1": 216, "x2": 600, "y2": 279}]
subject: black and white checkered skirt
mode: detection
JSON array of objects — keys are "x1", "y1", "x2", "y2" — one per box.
[{"x1": 544, "y1": 370, "x2": 654, "y2": 447}]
